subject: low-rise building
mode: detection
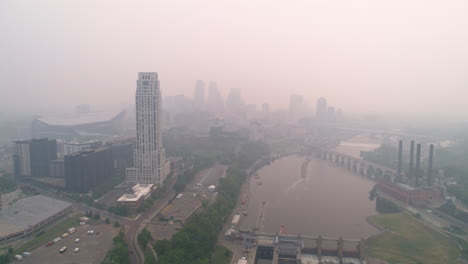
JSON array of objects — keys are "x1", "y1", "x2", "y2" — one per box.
[
  {"x1": 0, "y1": 195, "x2": 71, "y2": 241},
  {"x1": 117, "y1": 184, "x2": 155, "y2": 213}
]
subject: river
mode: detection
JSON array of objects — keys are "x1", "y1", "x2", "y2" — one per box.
[{"x1": 239, "y1": 136, "x2": 382, "y2": 239}]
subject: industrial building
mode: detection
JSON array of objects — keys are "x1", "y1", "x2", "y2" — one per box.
[
  {"x1": 376, "y1": 141, "x2": 442, "y2": 207},
  {"x1": 31, "y1": 110, "x2": 126, "y2": 140},
  {"x1": 117, "y1": 184, "x2": 155, "y2": 213},
  {"x1": 0, "y1": 195, "x2": 71, "y2": 241},
  {"x1": 13, "y1": 138, "x2": 57, "y2": 178},
  {"x1": 376, "y1": 181, "x2": 442, "y2": 207}
]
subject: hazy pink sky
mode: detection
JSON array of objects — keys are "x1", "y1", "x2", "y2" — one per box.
[{"x1": 1, "y1": 0, "x2": 467, "y2": 119}]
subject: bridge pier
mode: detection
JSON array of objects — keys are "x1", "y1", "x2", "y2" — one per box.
[
  {"x1": 296, "y1": 249, "x2": 301, "y2": 264},
  {"x1": 359, "y1": 238, "x2": 365, "y2": 260},
  {"x1": 272, "y1": 248, "x2": 279, "y2": 264},
  {"x1": 338, "y1": 236, "x2": 343, "y2": 264},
  {"x1": 359, "y1": 164, "x2": 365, "y2": 176},
  {"x1": 317, "y1": 235, "x2": 322, "y2": 260}
]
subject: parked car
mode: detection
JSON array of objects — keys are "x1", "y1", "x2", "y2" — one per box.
[{"x1": 59, "y1": 247, "x2": 67, "y2": 254}]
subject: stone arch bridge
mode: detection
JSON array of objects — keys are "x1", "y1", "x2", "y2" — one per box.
[{"x1": 316, "y1": 151, "x2": 401, "y2": 181}]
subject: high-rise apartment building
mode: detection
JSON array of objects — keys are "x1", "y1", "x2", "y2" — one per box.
[
  {"x1": 194, "y1": 80, "x2": 205, "y2": 110},
  {"x1": 13, "y1": 138, "x2": 57, "y2": 178},
  {"x1": 126, "y1": 72, "x2": 170, "y2": 185}
]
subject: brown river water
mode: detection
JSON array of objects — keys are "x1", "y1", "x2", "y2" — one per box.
[{"x1": 239, "y1": 137, "x2": 382, "y2": 239}]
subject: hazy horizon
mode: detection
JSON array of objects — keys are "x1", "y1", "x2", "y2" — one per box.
[{"x1": 1, "y1": 0, "x2": 468, "y2": 121}]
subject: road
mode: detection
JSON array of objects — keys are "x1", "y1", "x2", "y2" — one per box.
[
  {"x1": 131, "y1": 164, "x2": 227, "y2": 264},
  {"x1": 127, "y1": 174, "x2": 178, "y2": 264}
]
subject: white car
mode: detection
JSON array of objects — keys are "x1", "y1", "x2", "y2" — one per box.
[
  {"x1": 75, "y1": 238, "x2": 80, "y2": 243},
  {"x1": 59, "y1": 247, "x2": 67, "y2": 254},
  {"x1": 74, "y1": 248, "x2": 80, "y2": 253},
  {"x1": 87, "y1": 230, "x2": 94, "y2": 235}
]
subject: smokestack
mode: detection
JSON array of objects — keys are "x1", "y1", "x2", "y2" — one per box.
[
  {"x1": 409, "y1": 140, "x2": 414, "y2": 177},
  {"x1": 416, "y1": 144, "x2": 421, "y2": 186},
  {"x1": 398, "y1": 140, "x2": 403, "y2": 176},
  {"x1": 428, "y1": 144, "x2": 434, "y2": 186}
]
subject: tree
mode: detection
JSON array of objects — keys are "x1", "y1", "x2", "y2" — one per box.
[
  {"x1": 138, "y1": 227, "x2": 153, "y2": 248},
  {"x1": 105, "y1": 218, "x2": 110, "y2": 224},
  {"x1": 93, "y1": 213, "x2": 100, "y2": 220},
  {"x1": 102, "y1": 231, "x2": 130, "y2": 264},
  {"x1": 113, "y1": 221, "x2": 120, "y2": 228}
]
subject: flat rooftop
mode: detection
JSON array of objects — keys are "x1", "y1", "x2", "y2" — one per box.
[
  {"x1": 36, "y1": 111, "x2": 124, "y2": 126},
  {"x1": 118, "y1": 184, "x2": 154, "y2": 202},
  {"x1": 301, "y1": 255, "x2": 361, "y2": 264},
  {"x1": 396, "y1": 183, "x2": 416, "y2": 191},
  {"x1": 0, "y1": 195, "x2": 71, "y2": 238}
]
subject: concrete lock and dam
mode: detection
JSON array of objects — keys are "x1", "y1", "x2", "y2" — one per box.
[{"x1": 238, "y1": 233, "x2": 364, "y2": 264}]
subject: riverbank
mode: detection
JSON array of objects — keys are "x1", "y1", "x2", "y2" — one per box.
[{"x1": 366, "y1": 213, "x2": 460, "y2": 264}]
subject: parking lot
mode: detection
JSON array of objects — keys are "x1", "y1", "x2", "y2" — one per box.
[
  {"x1": 147, "y1": 165, "x2": 226, "y2": 240},
  {"x1": 21, "y1": 223, "x2": 119, "y2": 264}
]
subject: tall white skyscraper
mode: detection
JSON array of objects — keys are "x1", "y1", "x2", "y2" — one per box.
[{"x1": 126, "y1": 72, "x2": 170, "y2": 185}]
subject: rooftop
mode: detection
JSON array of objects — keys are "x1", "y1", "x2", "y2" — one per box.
[
  {"x1": 118, "y1": 184, "x2": 154, "y2": 202},
  {"x1": 396, "y1": 183, "x2": 416, "y2": 191},
  {"x1": 66, "y1": 146, "x2": 111, "y2": 157},
  {"x1": 0, "y1": 195, "x2": 71, "y2": 238},
  {"x1": 36, "y1": 110, "x2": 125, "y2": 126}
]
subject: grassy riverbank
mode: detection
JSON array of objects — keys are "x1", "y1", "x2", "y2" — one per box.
[{"x1": 367, "y1": 213, "x2": 460, "y2": 264}]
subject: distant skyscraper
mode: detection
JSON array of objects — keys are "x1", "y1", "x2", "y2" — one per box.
[
  {"x1": 289, "y1": 94, "x2": 306, "y2": 123},
  {"x1": 327, "y1": 106, "x2": 336, "y2": 120},
  {"x1": 316, "y1": 97, "x2": 328, "y2": 119},
  {"x1": 207, "y1": 82, "x2": 224, "y2": 114},
  {"x1": 226, "y1": 88, "x2": 242, "y2": 109},
  {"x1": 126, "y1": 72, "x2": 170, "y2": 185},
  {"x1": 193, "y1": 80, "x2": 205, "y2": 110},
  {"x1": 262, "y1": 103, "x2": 270, "y2": 114}
]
